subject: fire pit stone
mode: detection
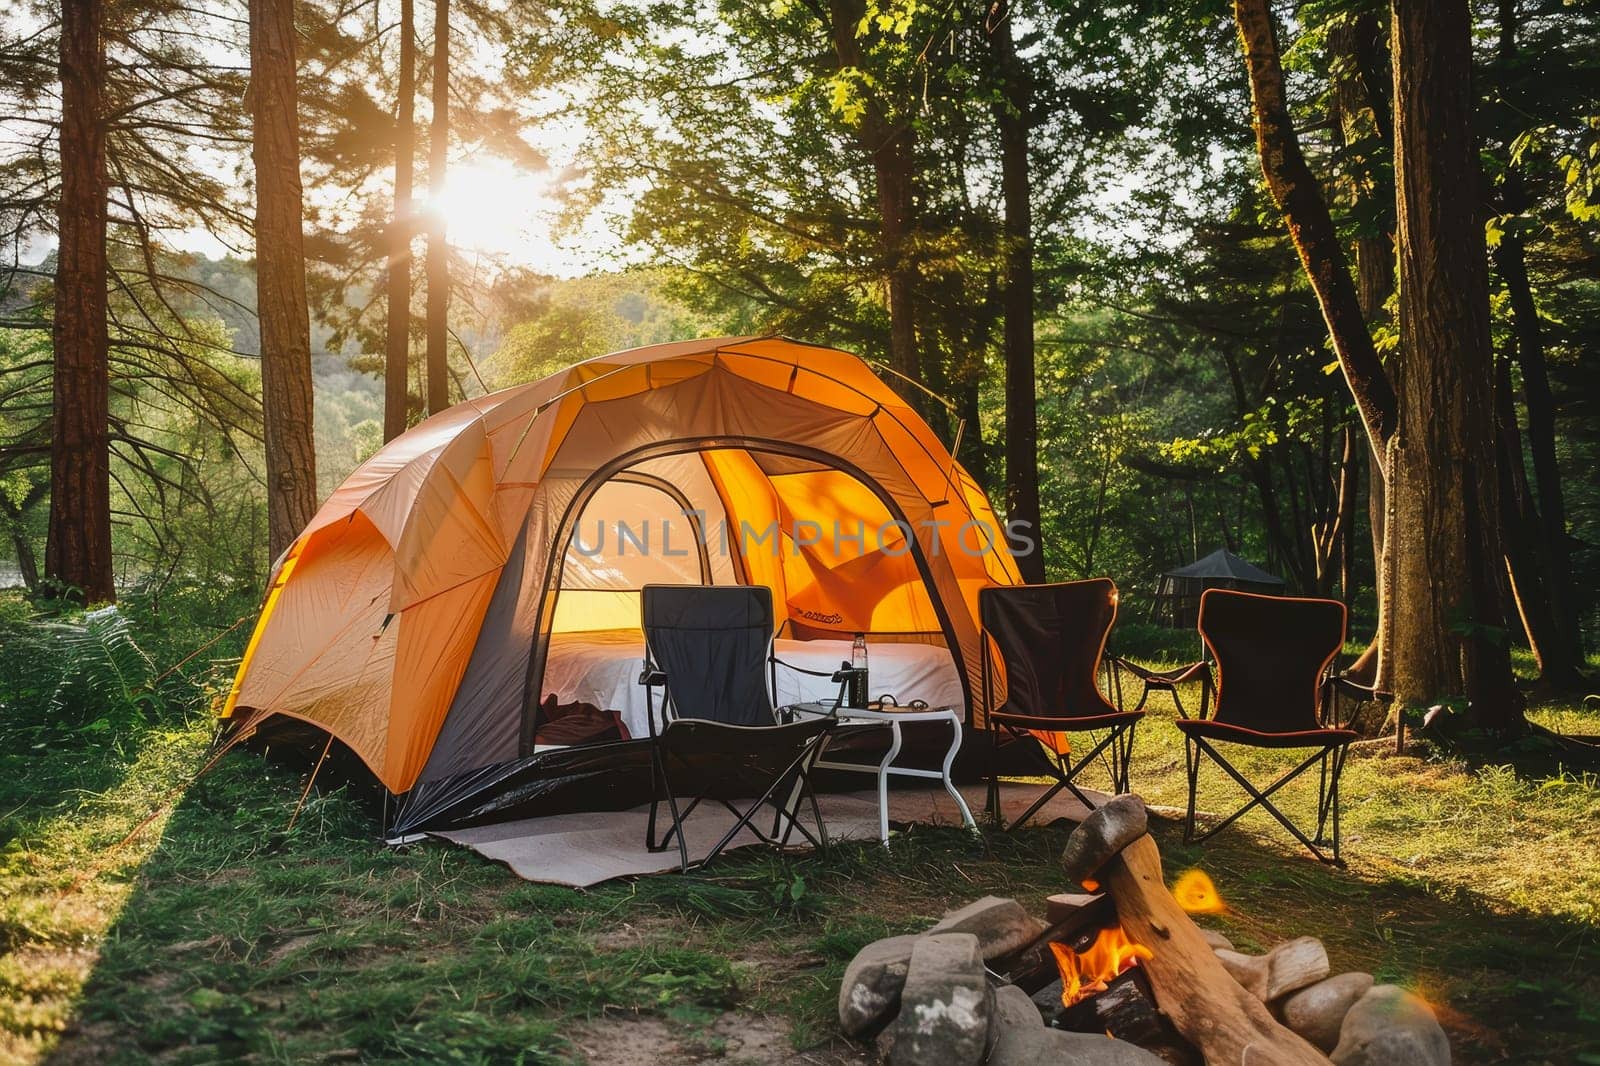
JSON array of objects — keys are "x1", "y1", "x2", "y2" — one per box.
[
  {"x1": 1329, "y1": 984, "x2": 1451, "y2": 1066},
  {"x1": 1059, "y1": 794, "x2": 1148, "y2": 885},
  {"x1": 839, "y1": 813, "x2": 1455, "y2": 1066},
  {"x1": 1279, "y1": 971, "x2": 1375, "y2": 1051},
  {"x1": 838, "y1": 933, "x2": 920, "y2": 1038},
  {"x1": 887, "y1": 932, "x2": 994, "y2": 1066},
  {"x1": 928, "y1": 896, "x2": 1047, "y2": 959},
  {"x1": 839, "y1": 897, "x2": 1046, "y2": 1039}
]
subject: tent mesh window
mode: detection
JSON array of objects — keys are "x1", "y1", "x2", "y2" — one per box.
[{"x1": 1149, "y1": 549, "x2": 1285, "y2": 629}]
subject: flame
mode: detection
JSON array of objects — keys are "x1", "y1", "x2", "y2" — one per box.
[
  {"x1": 1173, "y1": 869, "x2": 1227, "y2": 914},
  {"x1": 1049, "y1": 925, "x2": 1154, "y2": 1007}
]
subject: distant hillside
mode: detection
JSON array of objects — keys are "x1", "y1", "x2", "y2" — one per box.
[{"x1": 481, "y1": 269, "x2": 712, "y2": 388}]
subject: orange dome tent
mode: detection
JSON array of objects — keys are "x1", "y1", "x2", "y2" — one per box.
[{"x1": 220, "y1": 337, "x2": 1022, "y2": 832}]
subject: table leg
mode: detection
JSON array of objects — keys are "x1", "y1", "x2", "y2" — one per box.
[
  {"x1": 876, "y1": 721, "x2": 902, "y2": 847},
  {"x1": 940, "y1": 715, "x2": 977, "y2": 830}
]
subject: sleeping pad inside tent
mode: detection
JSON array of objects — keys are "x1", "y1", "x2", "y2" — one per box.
[{"x1": 218, "y1": 336, "x2": 1023, "y2": 835}]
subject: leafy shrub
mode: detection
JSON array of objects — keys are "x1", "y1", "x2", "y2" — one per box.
[
  {"x1": 0, "y1": 580, "x2": 258, "y2": 746},
  {"x1": 37, "y1": 607, "x2": 160, "y2": 735}
]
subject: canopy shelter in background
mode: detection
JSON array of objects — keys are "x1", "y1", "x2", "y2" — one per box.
[
  {"x1": 1149, "y1": 548, "x2": 1285, "y2": 629},
  {"x1": 217, "y1": 337, "x2": 1021, "y2": 836}
]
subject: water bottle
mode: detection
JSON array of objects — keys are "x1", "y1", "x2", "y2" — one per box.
[{"x1": 850, "y1": 632, "x2": 869, "y2": 707}]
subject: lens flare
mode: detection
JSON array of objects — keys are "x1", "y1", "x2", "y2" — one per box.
[{"x1": 1173, "y1": 868, "x2": 1227, "y2": 914}]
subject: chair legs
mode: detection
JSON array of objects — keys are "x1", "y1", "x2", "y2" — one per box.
[
  {"x1": 986, "y1": 721, "x2": 1001, "y2": 826},
  {"x1": 648, "y1": 741, "x2": 830, "y2": 873},
  {"x1": 988, "y1": 721, "x2": 1138, "y2": 832},
  {"x1": 1182, "y1": 736, "x2": 1350, "y2": 864}
]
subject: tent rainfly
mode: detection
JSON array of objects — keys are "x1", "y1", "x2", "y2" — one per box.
[
  {"x1": 218, "y1": 337, "x2": 1022, "y2": 834},
  {"x1": 1149, "y1": 549, "x2": 1285, "y2": 629}
]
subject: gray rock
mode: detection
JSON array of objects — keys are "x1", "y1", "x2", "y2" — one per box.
[
  {"x1": 838, "y1": 933, "x2": 918, "y2": 1038},
  {"x1": 1059, "y1": 794, "x2": 1148, "y2": 884},
  {"x1": 1331, "y1": 984, "x2": 1451, "y2": 1066},
  {"x1": 989, "y1": 1024, "x2": 1170, "y2": 1066},
  {"x1": 1029, "y1": 977, "x2": 1067, "y2": 1026},
  {"x1": 988, "y1": 985, "x2": 1043, "y2": 1058},
  {"x1": 1281, "y1": 972, "x2": 1375, "y2": 1052},
  {"x1": 838, "y1": 898, "x2": 1043, "y2": 1040},
  {"x1": 1197, "y1": 927, "x2": 1234, "y2": 952},
  {"x1": 889, "y1": 933, "x2": 993, "y2": 1066},
  {"x1": 993, "y1": 984, "x2": 1043, "y2": 1030},
  {"x1": 928, "y1": 896, "x2": 1047, "y2": 961}
]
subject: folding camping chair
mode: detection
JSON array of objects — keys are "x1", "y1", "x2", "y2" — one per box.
[
  {"x1": 980, "y1": 579, "x2": 1144, "y2": 830},
  {"x1": 1175, "y1": 588, "x2": 1364, "y2": 864},
  {"x1": 640, "y1": 584, "x2": 836, "y2": 873}
]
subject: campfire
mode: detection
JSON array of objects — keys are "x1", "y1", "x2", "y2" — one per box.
[
  {"x1": 837, "y1": 795, "x2": 1452, "y2": 1066},
  {"x1": 1048, "y1": 924, "x2": 1151, "y2": 1006}
]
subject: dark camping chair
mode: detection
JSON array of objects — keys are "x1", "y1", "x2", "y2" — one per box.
[
  {"x1": 640, "y1": 584, "x2": 835, "y2": 872},
  {"x1": 980, "y1": 579, "x2": 1143, "y2": 830},
  {"x1": 1176, "y1": 588, "x2": 1362, "y2": 864}
]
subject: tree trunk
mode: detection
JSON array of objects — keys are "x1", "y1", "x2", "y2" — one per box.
[
  {"x1": 1316, "y1": 422, "x2": 1358, "y2": 601},
  {"x1": 1493, "y1": 348, "x2": 1568, "y2": 679},
  {"x1": 1220, "y1": 348, "x2": 1311, "y2": 590},
  {"x1": 424, "y1": 0, "x2": 450, "y2": 415},
  {"x1": 2, "y1": 493, "x2": 42, "y2": 591},
  {"x1": 384, "y1": 0, "x2": 416, "y2": 441},
  {"x1": 1495, "y1": 189, "x2": 1584, "y2": 686},
  {"x1": 47, "y1": 0, "x2": 115, "y2": 604},
  {"x1": 1346, "y1": 438, "x2": 1387, "y2": 684},
  {"x1": 990, "y1": 3, "x2": 1044, "y2": 583},
  {"x1": 1388, "y1": 0, "x2": 1521, "y2": 730},
  {"x1": 1233, "y1": 0, "x2": 1397, "y2": 453},
  {"x1": 1331, "y1": 12, "x2": 1396, "y2": 685},
  {"x1": 951, "y1": 272, "x2": 997, "y2": 493},
  {"x1": 827, "y1": 0, "x2": 921, "y2": 393},
  {"x1": 250, "y1": 0, "x2": 319, "y2": 562}
]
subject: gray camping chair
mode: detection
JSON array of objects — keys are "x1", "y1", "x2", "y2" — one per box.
[{"x1": 639, "y1": 584, "x2": 836, "y2": 872}]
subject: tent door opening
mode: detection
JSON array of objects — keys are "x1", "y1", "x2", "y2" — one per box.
[{"x1": 525, "y1": 439, "x2": 970, "y2": 756}]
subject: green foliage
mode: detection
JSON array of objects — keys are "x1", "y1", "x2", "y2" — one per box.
[
  {"x1": 0, "y1": 581, "x2": 256, "y2": 757},
  {"x1": 33, "y1": 607, "x2": 159, "y2": 736},
  {"x1": 483, "y1": 270, "x2": 707, "y2": 388}
]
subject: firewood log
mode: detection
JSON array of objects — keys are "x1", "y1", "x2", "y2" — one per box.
[
  {"x1": 1101, "y1": 835, "x2": 1330, "y2": 1066},
  {"x1": 1215, "y1": 938, "x2": 1329, "y2": 1003}
]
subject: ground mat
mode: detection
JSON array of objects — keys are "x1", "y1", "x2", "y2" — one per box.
[{"x1": 431, "y1": 783, "x2": 1102, "y2": 886}]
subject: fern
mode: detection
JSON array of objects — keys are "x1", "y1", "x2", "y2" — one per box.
[{"x1": 39, "y1": 607, "x2": 160, "y2": 734}]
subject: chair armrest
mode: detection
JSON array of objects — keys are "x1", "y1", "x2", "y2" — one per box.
[
  {"x1": 1112, "y1": 656, "x2": 1204, "y2": 683},
  {"x1": 1106, "y1": 657, "x2": 1212, "y2": 717},
  {"x1": 1113, "y1": 657, "x2": 1211, "y2": 687},
  {"x1": 1327, "y1": 675, "x2": 1392, "y2": 703},
  {"x1": 1321, "y1": 674, "x2": 1392, "y2": 730},
  {"x1": 639, "y1": 665, "x2": 667, "y2": 687}
]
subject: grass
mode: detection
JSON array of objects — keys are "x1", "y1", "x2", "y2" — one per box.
[{"x1": 3, "y1": 617, "x2": 1599, "y2": 1064}]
